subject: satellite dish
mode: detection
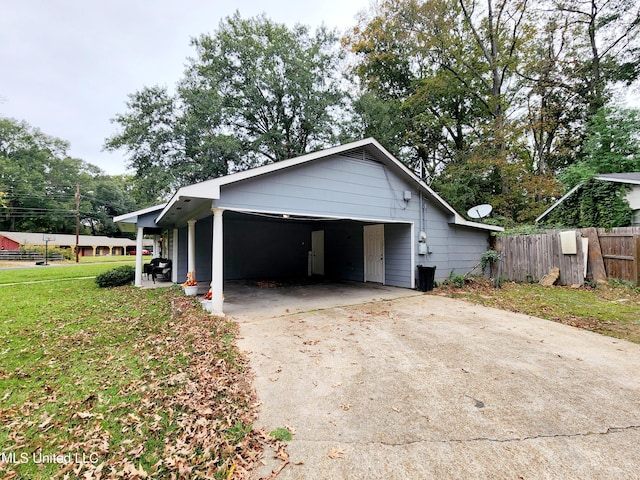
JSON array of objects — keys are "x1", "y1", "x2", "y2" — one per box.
[{"x1": 467, "y1": 204, "x2": 493, "y2": 220}]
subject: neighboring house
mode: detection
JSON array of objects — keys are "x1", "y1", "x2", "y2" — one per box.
[
  {"x1": 115, "y1": 138, "x2": 503, "y2": 315},
  {"x1": 536, "y1": 173, "x2": 640, "y2": 225},
  {"x1": 0, "y1": 231, "x2": 139, "y2": 256}
]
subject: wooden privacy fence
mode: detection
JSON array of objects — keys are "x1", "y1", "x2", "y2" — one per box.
[
  {"x1": 494, "y1": 227, "x2": 640, "y2": 286},
  {"x1": 597, "y1": 228, "x2": 640, "y2": 286}
]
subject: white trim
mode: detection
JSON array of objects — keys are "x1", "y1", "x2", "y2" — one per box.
[
  {"x1": 216, "y1": 206, "x2": 426, "y2": 225},
  {"x1": 595, "y1": 173, "x2": 640, "y2": 185},
  {"x1": 134, "y1": 227, "x2": 144, "y2": 287},
  {"x1": 171, "y1": 229, "x2": 179, "y2": 283},
  {"x1": 535, "y1": 184, "x2": 582, "y2": 223},
  {"x1": 211, "y1": 208, "x2": 225, "y2": 316},
  {"x1": 452, "y1": 217, "x2": 504, "y2": 232},
  {"x1": 536, "y1": 173, "x2": 640, "y2": 223},
  {"x1": 114, "y1": 203, "x2": 167, "y2": 224}
]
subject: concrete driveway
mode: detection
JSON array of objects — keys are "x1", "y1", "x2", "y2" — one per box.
[{"x1": 232, "y1": 282, "x2": 640, "y2": 479}]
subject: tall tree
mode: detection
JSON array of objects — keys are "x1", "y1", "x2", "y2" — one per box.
[
  {"x1": 347, "y1": 0, "x2": 560, "y2": 223},
  {"x1": 106, "y1": 12, "x2": 349, "y2": 203},
  {"x1": 561, "y1": 106, "x2": 640, "y2": 188},
  {"x1": 519, "y1": 12, "x2": 585, "y2": 176},
  {"x1": 105, "y1": 86, "x2": 181, "y2": 204},
  {"x1": 1, "y1": 117, "x2": 138, "y2": 234},
  {"x1": 183, "y1": 12, "x2": 346, "y2": 165},
  {"x1": 555, "y1": 0, "x2": 640, "y2": 118}
]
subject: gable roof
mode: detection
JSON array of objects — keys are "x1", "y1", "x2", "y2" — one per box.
[
  {"x1": 153, "y1": 138, "x2": 502, "y2": 232},
  {"x1": 113, "y1": 204, "x2": 167, "y2": 224},
  {"x1": 536, "y1": 173, "x2": 640, "y2": 222},
  {"x1": 595, "y1": 172, "x2": 640, "y2": 184}
]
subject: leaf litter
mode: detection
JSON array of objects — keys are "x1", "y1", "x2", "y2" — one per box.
[{"x1": 0, "y1": 286, "x2": 279, "y2": 479}]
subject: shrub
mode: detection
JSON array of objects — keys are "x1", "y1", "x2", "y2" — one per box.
[
  {"x1": 442, "y1": 270, "x2": 466, "y2": 288},
  {"x1": 95, "y1": 265, "x2": 135, "y2": 288}
]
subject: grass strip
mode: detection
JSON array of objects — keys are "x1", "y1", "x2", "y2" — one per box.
[
  {"x1": 438, "y1": 279, "x2": 640, "y2": 343},
  {"x1": 0, "y1": 262, "x2": 136, "y2": 285},
  {"x1": 0, "y1": 281, "x2": 268, "y2": 479}
]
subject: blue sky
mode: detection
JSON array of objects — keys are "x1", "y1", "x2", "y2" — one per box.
[{"x1": 0, "y1": 0, "x2": 370, "y2": 175}]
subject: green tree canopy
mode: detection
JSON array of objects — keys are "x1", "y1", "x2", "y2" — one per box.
[
  {"x1": 544, "y1": 178, "x2": 633, "y2": 228},
  {"x1": 561, "y1": 106, "x2": 640, "y2": 188},
  {"x1": 0, "y1": 117, "x2": 137, "y2": 235},
  {"x1": 106, "y1": 12, "x2": 349, "y2": 203},
  {"x1": 345, "y1": 0, "x2": 561, "y2": 224}
]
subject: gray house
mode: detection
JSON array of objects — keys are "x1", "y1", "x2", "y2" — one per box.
[{"x1": 115, "y1": 138, "x2": 502, "y2": 315}]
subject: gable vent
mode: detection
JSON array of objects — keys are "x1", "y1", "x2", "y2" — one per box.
[{"x1": 340, "y1": 147, "x2": 380, "y2": 164}]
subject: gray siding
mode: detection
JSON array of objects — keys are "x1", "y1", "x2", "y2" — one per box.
[
  {"x1": 137, "y1": 211, "x2": 163, "y2": 229},
  {"x1": 418, "y1": 203, "x2": 491, "y2": 281},
  {"x1": 385, "y1": 223, "x2": 413, "y2": 288},
  {"x1": 177, "y1": 217, "x2": 214, "y2": 285},
  {"x1": 175, "y1": 147, "x2": 492, "y2": 287},
  {"x1": 218, "y1": 153, "x2": 423, "y2": 223}
]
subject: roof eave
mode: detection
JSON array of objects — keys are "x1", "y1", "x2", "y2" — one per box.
[
  {"x1": 452, "y1": 216, "x2": 504, "y2": 232},
  {"x1": 113, "y1": 203, "x2": 167, "y2": 224}
]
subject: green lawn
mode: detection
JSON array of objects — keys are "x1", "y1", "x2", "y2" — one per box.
[
  {"x1": 0, "y1": 262, "x2": 136, "y2": 285},
  {"x1": 438, "y1": 280, "x2": 640, "y2": 343},
  {"x1": 0, "y1": 267, "x2": 264, "y2": 478}
]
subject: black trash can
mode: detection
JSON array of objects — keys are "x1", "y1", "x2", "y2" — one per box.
[{"x1": 417, "y1": 265, "x2": 436, "y2": 292}]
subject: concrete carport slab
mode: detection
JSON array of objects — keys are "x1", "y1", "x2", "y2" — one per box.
[
  {"x1": 231, "y1": 284, "x2": 640, "y2": 479},
  {"x1": 223, "y1": 280, "x2": 415, "y2": 318}
]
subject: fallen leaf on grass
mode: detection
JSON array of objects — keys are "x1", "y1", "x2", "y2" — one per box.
[{"x1": 38, "y1": 414, "x2": 54, "y2": 429}]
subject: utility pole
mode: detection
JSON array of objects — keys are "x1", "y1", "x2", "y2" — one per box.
[{"x1": 75, "y1": 183, "x2": 80, "y2": 263}]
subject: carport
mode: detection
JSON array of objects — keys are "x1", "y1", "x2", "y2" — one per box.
[
  {"x1": 184, "y1": 211, "x2": 414, "y2": 288},
  {"x1": 118, "y1": 138, "x2": 500, "y2": 316}
]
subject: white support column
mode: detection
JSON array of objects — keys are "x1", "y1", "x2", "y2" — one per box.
[
  {"x1": 153, "y1": 236, "x2": 160, "y2": 258},
  {"x1": 135, "y1": 226, "x2": 144, "y2": 287},
  {"x1": 211, "y1": 208, "x2": 224, "y2": 316},
  {"x1": 171, "y1": 228, "x2": 179, "y2": 283},
  {"x1": 187, "y1": 219, "x2": 197, "y2": 279}
]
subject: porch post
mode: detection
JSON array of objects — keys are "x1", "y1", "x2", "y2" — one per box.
[
  {"x1": 211, "y1": 208, "x2": 224, "y2": 316},
  {"x1": 171, "y1": 228, "x2": 179, "y2": 283},
  {"x1": 135, "y1": 226, "x2": 144, "y2": 287},
  {"x1": 153, "y1": 235, "x2": 160, "y2": 258},
  {"x1": 187, "y1": 219, "x2": 197, "y2": 279}
]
